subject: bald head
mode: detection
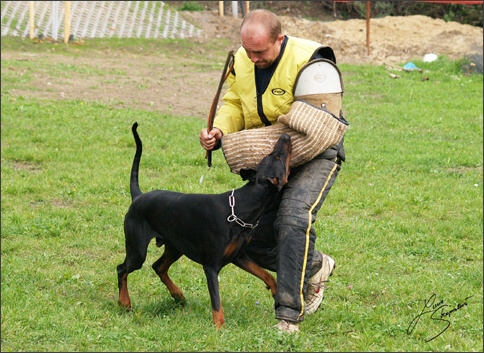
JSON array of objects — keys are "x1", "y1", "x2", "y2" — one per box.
[
  {"x1": 240, "y1": 10, "x2": 284, "y2": 69},
  {"x1": 240, "y1": 9, "x2": 282, "y2": 42}
]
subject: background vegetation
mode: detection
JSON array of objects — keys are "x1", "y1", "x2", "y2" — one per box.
[
  {"x1": 328, "y1": 0, "x2": 483, "y2": 26},
  {"x1": 1, "y1": 33, "x2": 483, "y2": 352}
]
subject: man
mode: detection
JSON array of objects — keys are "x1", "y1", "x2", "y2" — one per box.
[{"x1": 199, "y1": 9, "x2": 345, "y2": 333}]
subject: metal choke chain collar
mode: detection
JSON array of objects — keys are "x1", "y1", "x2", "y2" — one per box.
[{"x1": 227, "y1": 190, "x2": 259, "y2": 229}]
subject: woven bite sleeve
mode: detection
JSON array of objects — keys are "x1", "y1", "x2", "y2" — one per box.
[{"x1": 221, "y1": 100, "x2": 348, "y2": 174}]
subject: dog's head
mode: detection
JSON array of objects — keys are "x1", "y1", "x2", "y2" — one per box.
[{"x1": 240, "y1": 133, "x2": 292, "y2": 191}]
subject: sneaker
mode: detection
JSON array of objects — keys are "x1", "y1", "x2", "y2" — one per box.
[
  {"x1": 305, "y1": 253, "x2": 336, "y2": 315},
  {"x1": 275, "y1": 319, "x2": 300, "y2": 333}
]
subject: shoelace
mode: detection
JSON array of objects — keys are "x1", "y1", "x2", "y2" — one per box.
[{"x1": 308, "y1": 280, "x2": 329, "y2": 294}]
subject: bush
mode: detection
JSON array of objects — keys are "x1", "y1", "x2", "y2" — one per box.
[
  {"x1": 331, "y1": 0, "x2": 483, "y2": 27},
  {"x1": 179, "y1": 1, "x2": 204, "y2": 12}
]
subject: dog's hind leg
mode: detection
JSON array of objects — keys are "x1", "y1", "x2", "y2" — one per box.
[
  {"x1": 117, "y1": 223, "x2": 153, "y2": 309},
  {"x1": 232, "y1": 252, "x2": 277, "y2": 297},
  {"x1": 203, "y1": 265, "x2": 225, "y2": 328},
  {"x1": 117, "y1": 251, "x2": 148, "y2": 309},
  {"x1": 152, "y1": 244, "x2": 185, "y2": 302},
  {"x1": 117, "y1": 264, "x2": 132, "y2": 309}
]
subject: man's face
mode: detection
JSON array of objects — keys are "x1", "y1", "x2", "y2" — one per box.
[{"x1": 241, "y1": 28, "x2": 284, "y2": 69}]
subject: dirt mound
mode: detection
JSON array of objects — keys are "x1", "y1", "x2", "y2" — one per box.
[{"x1": 189, "y1": 10, "x2": 483, "y2": 65}]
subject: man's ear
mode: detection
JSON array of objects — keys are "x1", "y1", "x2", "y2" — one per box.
[{"x1": 240, "y1": 168, "x2": 256, "y2": 182}]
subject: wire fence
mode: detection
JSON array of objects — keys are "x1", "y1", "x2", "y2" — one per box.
[{"x1": 1, "y1": 1, "x2": 202, "y2": 40}]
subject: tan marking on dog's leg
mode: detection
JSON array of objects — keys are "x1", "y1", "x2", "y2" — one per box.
[
  {"x1": 118, "y1": 273, "x2": 132, "y2": 309},
  {"x1": 212, "y1": 304, "x2": 225, "y2": 329},
  {"x1": 153, "y1": 251, "x2": 186, "y2": 302},
  {"x1": 246, "y1": 261, "x2": 277, "y2": 296},
  {"x1": 160, "y1": 271, "x2": 185, "y2": 302},
  {"x1": 234, "y1": 256, "x2": 277, "y2": 297}
]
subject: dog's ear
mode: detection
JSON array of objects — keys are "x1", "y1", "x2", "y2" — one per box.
[
  {"x1": 266, "y1": 176, "x2": 285, "y2": 191},
  {"x1": 240, "y1": 168, "x2": 256, "y2": 182}
]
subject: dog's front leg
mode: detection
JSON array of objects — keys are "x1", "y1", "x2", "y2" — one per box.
[
  {"x1": 232, "y1": 252, "x2": 277, "y2": 297},
  {"x1": 203, "y1": 265, "x2": 224, "y2": 328}
]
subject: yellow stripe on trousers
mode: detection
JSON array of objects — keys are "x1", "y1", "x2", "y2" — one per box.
[{"x1": 298, "y1": 162, "x2": 339, "y2": 319}]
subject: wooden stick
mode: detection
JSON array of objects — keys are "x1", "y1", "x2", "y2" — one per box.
[{"x1": 206, "y1": 51, "x2": 235, "y2": 168}]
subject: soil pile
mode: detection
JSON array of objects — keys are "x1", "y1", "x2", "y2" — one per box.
[{"x1": 189, "y1": 10, "x2": 483, "y2": 65}]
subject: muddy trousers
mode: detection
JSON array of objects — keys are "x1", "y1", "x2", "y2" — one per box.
[{"x1": 245, "y1": 155, "x2": 341, "y2": 323}]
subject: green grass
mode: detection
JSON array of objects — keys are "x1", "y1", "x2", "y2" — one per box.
[
  {"x1": 1, "y1": 37, "x2": 483, "y2": 351},
  {"x1": 0, "y1": 35, "x2": 230, "y2": 62},
  {"x1": 179, "y1": 1, "x2": 205, "y2": 12}
]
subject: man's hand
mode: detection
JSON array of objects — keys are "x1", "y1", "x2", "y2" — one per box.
[{"x1": 200, "y1": 128, "x2": 223, "y2": 151}]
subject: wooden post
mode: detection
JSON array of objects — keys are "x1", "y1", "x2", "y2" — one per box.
[
  {"x1": 29, "y1": 1, "x2": 35, "y2": 39},
  {"x1": 64, "y1": 1, "x2": 70, "y2": 44},
  {"x1": 244, "y1": 1, "x2": 249, "y2": 14},
  {"x1": 219, "y1": 1, "x2": 224, "y2": 16},
  {"x1": 366, "y1": 1, "x2": 370, "y2": 56}
]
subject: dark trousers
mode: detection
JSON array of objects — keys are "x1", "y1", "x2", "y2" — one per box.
[{"x1": 245, "y1": 155, "x2": 341, "y2": 322}]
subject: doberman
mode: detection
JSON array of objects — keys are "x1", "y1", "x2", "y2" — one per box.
[{"x1": 117, "y1": 122, "x2": 292, "y2": 328}]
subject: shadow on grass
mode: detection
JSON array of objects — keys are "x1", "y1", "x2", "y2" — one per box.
[{"x1": 141, "y1": 297, "x2": 188, "y2": 318}]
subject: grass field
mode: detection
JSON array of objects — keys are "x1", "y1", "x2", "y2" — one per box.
[{"x1": 1, "y1": 36, "x2": 483, "y2": 352}]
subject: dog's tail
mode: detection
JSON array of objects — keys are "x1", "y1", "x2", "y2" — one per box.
[{"x1": 130, "y1": 122, "x2": 143, "y2": 201}]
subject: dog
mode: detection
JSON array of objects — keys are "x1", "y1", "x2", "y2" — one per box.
[{"x1": 117, "y1": 122, "x2": 292, "y2": 328}]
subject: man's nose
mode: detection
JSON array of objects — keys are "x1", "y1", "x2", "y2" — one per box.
[{"x1": 248, "y1": 53, "x2": 259, "y2": 63}]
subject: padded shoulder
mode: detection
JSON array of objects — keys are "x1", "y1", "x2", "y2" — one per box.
[{"x1": 310, "y1": 46, "x2": 336, "y2": 64}]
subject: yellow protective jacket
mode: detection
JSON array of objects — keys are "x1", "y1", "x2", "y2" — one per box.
[{"x1": 213, "y1": 36, "x2": 324, "y2": 135}]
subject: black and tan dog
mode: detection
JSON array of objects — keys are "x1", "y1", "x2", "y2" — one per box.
[{"x1": 117, "y1": 122, "x2": 292, "y2": 328}]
